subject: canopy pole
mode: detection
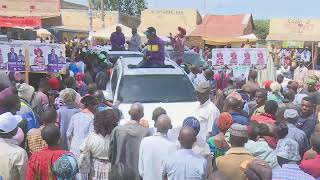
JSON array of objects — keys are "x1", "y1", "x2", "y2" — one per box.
[{"x1": 312, "y1": 42, "x2": 315, "y2": 70}]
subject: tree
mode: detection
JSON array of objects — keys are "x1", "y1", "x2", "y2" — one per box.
[
  {"x1": 88, "y1": 0, "x2": 146, "y2": 16},
  {"x1": 254, "y1": 20, "x2": 270, "y2": 40}
]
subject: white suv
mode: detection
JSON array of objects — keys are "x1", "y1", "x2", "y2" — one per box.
[{"x1": 104, "y1": 57, "x2": 198, "y2": 131}]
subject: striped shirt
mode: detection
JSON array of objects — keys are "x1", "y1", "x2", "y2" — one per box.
[{"x1": 272, "y1": 164, "x2": 315, "y2": 180}]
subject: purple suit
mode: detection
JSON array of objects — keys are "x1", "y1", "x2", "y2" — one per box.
[
  {"x1": 7, "y1": 52, "x2": 18, "y2": 62},
  {"x1": 48, "y1": 53, "x2": 59, "y2": 64}
]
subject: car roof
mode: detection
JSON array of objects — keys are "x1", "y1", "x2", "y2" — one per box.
[{"x1": 117, "y1": 57, "x2": 185, "y2": 76}]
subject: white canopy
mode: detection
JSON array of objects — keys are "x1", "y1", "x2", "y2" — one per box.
[
  {"x1": 91, "y1": 24, "x2": 145, "y2": 39},
  {"x1": 36, "y1": 28, "x2": 51, "y2": 37},
  {"x1": 236, "y1": 33, "x2": 258, "y2": 40}
]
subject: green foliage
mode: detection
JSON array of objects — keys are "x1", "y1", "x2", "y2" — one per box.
[
  {"x1": 89, "y1": 0, "x2": 146, "y2": 16},
  {"x1": 253, "y1": 19, "x2": 270, "y2": 40}
]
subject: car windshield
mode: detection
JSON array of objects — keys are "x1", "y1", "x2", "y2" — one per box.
[{"x1": 117, "y1": 74, "x2": 196, "y2": 103}]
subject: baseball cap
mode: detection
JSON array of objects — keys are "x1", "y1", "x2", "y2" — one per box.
[
  {"x1": 194, "y1": 77, "x2": 210, "y2": 93},
  {"x1": 144, "y1": 27, "x2": 156, "y2": 36},
  {"x1": 0, "y1": 112, "x2": 22, "y2": 134}
]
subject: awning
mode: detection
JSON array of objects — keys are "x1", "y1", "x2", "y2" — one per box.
[{"x1": 0, "y1": 17, "x2": 41, "y2": 28}]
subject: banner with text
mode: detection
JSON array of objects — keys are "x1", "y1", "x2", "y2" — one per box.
[
  {"x1": 29, "y1": 43, "x2": 66, "y2": 73},
  {"x1": 211, "y1": 48, "x2": 268, "y2": 69}
]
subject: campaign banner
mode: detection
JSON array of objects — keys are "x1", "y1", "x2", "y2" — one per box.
[
  {"x1": 7, "y1": 43, "x2": 26, "y2": 71},
  {"x1": 29, "y1": 43, "x2": 66, "y2": 73},
  {"x1": 212, "y1": 48, "x2": 268, "y2": 69},
  {"x1": 0, "y1": 42, "x2": 26, "y2": 71}
]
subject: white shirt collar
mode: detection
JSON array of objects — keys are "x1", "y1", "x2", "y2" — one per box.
[{"x1": 199, "y1": 99, "x2": 211, "y2": 108}]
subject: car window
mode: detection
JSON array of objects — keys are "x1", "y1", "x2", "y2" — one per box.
[
  {"x1": 111, "y1": 68, "x2": 118, "y2": 94},
  {"x1": 117, "y1": 74, "x2": 196, "y2": 103}
]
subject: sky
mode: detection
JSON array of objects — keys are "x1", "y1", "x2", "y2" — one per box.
[{"x1": 67, "y1": 0, "x2": 320, "y2": 19}]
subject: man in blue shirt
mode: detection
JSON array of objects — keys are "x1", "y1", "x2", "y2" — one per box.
[
  {"x1": 161, "y1": 126, "x2": 207, "y2": 180},
  {"x1": 296, "y1": 96, "x2": 318, "y2": 139}
]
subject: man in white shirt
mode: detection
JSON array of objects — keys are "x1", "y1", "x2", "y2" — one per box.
[
  {"x1": 301, "y1": 47, "x2": 311, "y2": 62},
  {"x1": 294, "y1": 61, "x2": 309, "y2": 86},
  {"x1": 161, "y1": 126, "x2": 208, "y2": 180},
  {"x1": 188, "y1": 65, "x2": 200, "y2": 84},
  {"x1": 0, "y1": 112, "x2": 28, "y2": 180},
  {"x1": 193, "y1": 78, "x2": 220, "y2": 154},
  {"x1": 128, "y1": 28, "x2": 141, "y2": 51},
  {"x1": 139, "y1": 114, "x2": 177, "y2": 180}
]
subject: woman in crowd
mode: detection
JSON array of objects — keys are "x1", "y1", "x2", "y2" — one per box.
[
  {"x1": 208, "y1": 113, "x2": 233, "y2": 162},
  {"x1": 58, "y1": 88, "x2": 80, "y2": 150},
  {"x1": 80, "y1": 109, "x2": 119, "y2": 179},
  {"x1": 66, "y1": 95, "x2": 98, "y2": 158}
]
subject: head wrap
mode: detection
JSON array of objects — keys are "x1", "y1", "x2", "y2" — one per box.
[
  {"x1": 53, "y1": 154, "x2": 78, "y2": 179},
  {"x1": 183, "y1": 117, "x2": 201, "y2": 135},
  {"x1": 218, "y1": 112, "x2": 233, "y2": 133},
  {"x1": 17, "y1": 83, "x2": 35, "y2": 103},
  {"x1": 60, "y1": 88, "x2": 77, "y2": 104}
]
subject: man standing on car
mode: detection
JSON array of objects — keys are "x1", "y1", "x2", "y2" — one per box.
[
  {"x1": 170, "y1": 27, "x2": 186, "y2": 65},
  {"x1": 127, "y1": 28, "x2": 141, "y2": 51},
  {"x1": 110, "y1": 26, "x2": 125, "y2": 51},
  {"x1": 139, "y1": 27, "x2": 165, "y2": 67}
]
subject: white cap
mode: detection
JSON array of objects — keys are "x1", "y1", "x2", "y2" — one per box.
[{"x1": 0, "y1": 112, "x2": 22, "y2": 134}]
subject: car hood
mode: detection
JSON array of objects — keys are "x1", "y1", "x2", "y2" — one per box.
[{"x1": 118, "y1": 101, "x2": 199, "y2": 128}]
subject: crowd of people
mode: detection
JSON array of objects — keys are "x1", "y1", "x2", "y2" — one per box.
[{"x1": 1, "y1": 25, "x2": 320, "y2": 180}]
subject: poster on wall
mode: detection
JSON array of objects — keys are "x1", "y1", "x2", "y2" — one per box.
[
  {"x1": 211, "y1": 48, "x2": 268, "y2": 69},
  {"x1": 29, "y1": 43, "x2": 66, "y2": 73},
  {"x1": 7, "y1": 43, "x2": 26, "y2": 71},
  {"x1": 46, "y1": 44, "x2": 66, "y2": 73},
  {"x1": 233, "y1": 65, "x2": 250, "y2": 80},
  {"x1": 0, "y1": 42, "x2": 26, "y2": 71},
  {"x1": 0, "y1": 43, "x2": 8, "y2": 70}
]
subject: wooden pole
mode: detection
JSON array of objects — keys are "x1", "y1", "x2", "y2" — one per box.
[
  {"x1": 312, "y1": 42, "x2": 315, "y2": 70},
  {"x1": 25, "y1": 45, "x2": 30, "y2": 84}
]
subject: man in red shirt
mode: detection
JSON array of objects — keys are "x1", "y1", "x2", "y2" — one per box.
[
  {"x1": 251, "y1": 100, "x2": 278, "y2": 124},
  {"x1": 251, "y1": 100, "x2": 278, "y2": 149},
  {"x1": 300, "y1": 133, "x2": 320, "y2": 179},
  {"x1": 26, "y1": 124, "x2": 70, "y2": 180}
]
